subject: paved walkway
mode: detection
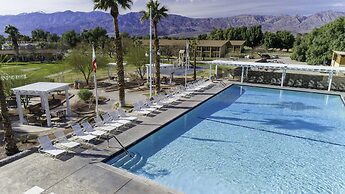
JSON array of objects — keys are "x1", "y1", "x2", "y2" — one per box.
[{"x1": 0, "y1": 81, "x2": 228, "y2": 194}]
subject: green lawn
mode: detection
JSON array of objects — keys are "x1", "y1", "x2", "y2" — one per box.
[{"x1": 0, "y1": 61, "x2": 140, "y2": 90}]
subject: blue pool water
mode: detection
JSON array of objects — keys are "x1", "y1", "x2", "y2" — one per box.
[{"x1": 107, "y1": 85, "x2": 345, "y2": 194}]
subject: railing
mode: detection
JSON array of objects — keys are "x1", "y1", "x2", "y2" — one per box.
[{"x1": 108, "y1": 134, "x2": 133, "y2": 158}]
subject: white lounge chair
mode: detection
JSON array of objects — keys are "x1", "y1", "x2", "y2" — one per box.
[
  {"x1": 71, "y1": 124, "x2": 97, "y2": 142},
  {"x1": 138, "y1": 101, "x2": 157, "y2": 112},
  {"x1": 117, "y1": 109, "x2": 138, "y2": 121},
  {"x1": 54, "y1": 130, "x2": 80, "y2": 150},
  {"x1": 82, "y1": 121, "x2": 116, "y2": 133},
  {"x1": 81, "y1": 121, "x2": 107, "y2": 137},
  {"x1": 24, "y1": 186, "x2": 45, "y2": 194},
  {"x1": 109, "y1": 111, "x2": 132, "y2": 125},
  {"x1": 133, "y1": 103, "x2": 151, "y2": 116},
  {"x1": 95, "y1": 116, "x2": 123, "y2": 128},
  {"x1": 146, "y1": 99, "x2": 164, "y2": 109},
  {"x1": 37, "y1": 135, "x2": 66, "y2": 158},
  {"x1": 100, "y1": 113, "x2": 128, "y2": 128}
]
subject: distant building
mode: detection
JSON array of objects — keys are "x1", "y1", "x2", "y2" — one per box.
[
  {"x1": 1, "y1": 41, "x2": 39, "y2": 50},
  {"x1": 0, "y1": 49, "x2": 63, "y2": 61},
  {"x1": 332, "y1": 51, "x2": 345, "y2": 67},
  {"x1": 142, "y1": 39, "x2": 246, "y2": 58}
]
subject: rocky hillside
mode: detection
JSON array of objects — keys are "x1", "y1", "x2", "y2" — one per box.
[{"x1": 0, "y1": 10, "x2": 344, "y2": 37}]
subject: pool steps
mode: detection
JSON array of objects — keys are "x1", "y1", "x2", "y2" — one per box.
[{"x1": 110, "y1": 151, "x2": 144, "y2": 171}]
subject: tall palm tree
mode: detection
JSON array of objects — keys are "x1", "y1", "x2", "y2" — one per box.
[
  {"x1": 4, "y1": 25, "x2": 20, "y2": 57},
  {"x1": 0, "y1": 56, "x2": 19, "y2": 156},
  {"x1": 141, "y1": 0, "x2": 168, "y2": 94},
  {"x1": 93, "y1": 0, "x2": 133, "y2": 107},
  {"x1": 189, "y1": 39, "x2": 199, "y2": 80}
]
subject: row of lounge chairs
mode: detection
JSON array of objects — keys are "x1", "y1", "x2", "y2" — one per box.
[
  {"x1": 133, "y1": 79, "x2": 214, "y2": 116},
  {"x1": 37, "y1": 109, "x2": 138, "y2": 158},
  {"x1": 37, "y1": 80, "x2": 213, "y2": 158}
]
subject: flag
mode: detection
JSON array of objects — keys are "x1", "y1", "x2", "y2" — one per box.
[{"x1": 92, "y1": 46, "x2": 97, "y2": 73}]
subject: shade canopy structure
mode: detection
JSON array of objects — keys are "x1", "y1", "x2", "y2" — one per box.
[
  {"x1": 12, "y1": 82, "x2": 71, "y2": 127},
  {"x1": 207, "y1": 60, "x2": 345, "y2": 91}
]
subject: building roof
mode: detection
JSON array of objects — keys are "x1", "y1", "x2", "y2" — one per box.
[
  {"x1": 230, "y1": 40, "x2": 246, "y2": 46},
  {"x1": 0, "y1": 49, "x2": 62, "y2": 55},
  {"x1": 334, "y1": 51, "x2": 345, "y2": 56},
  {"x1": 142, "y1": 39, "x2": 246, "y2": 47},
  {"x1": 13, "y1": 82, "x2": 70, "y2": 95},
  {"x1": 142, "y1": 39, "x2": 231, "y2": 47}
]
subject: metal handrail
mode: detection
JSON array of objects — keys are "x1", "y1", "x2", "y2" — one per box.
[{"x1": 108, "y1": 134, "x2": 133, "y2": 158}]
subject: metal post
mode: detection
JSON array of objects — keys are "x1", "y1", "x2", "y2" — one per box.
[
  {"x1": 94, "y1": 73, "x2": 99, "y2": 121},
  {"x1": 149, "y1": 7, "x2": 153, "y2": 98},
  {"x1": 15, "y1": 93, "x2": 24, "y2": 124},
  {"x1": 65, "y1": 88, "x2": 71, "y2": 116},
  {"x1": 328, "y1": 71, "x2": 333, "y2": 92},
  {"x1": 209, "y1": 64, "x2": 212, "y2": 80},
  {"x1": 146, "y1": 64, "x2": 149, "y2": 84},
  {"x1": 215, "y1": 65, "x2": 218, "y2": 79},
  {"x1": 241, "y1": 67, "x2": 244, "y2": 83},
  {"x1": 281, "y1": 68, "x2": 287, "y2": 87},
  {"x1": 42, "y1": 93, "x2": 51, "y2": 127}
]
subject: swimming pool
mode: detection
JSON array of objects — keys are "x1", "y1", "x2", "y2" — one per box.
[{"x1": 107, "y1": 85, "x2": 345, "y2": 194}]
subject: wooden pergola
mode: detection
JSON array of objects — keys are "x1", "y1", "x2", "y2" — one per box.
[{"x1": 12, "y1": 82, "x2": 71, "y2": 127}]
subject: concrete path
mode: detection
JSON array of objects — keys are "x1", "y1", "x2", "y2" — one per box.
[{"x1": 0, "y1": 81, "x2": 227, "y2": 194}]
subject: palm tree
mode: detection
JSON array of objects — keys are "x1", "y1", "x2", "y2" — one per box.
[
  {"x1": 93, "y1": 0, "x2": 133, "y2": 107},
  {"x1": 141, "y1": 0, "x2": 168, "y2": 94},
  {"x1": 189, "y1": 39, "x2": 199, "y2": 80},
  {"x1": 0, "y1": 56, "x2": 19, "y2": 156},
  {"x1": 4, "y1": 25, "x2": 20, "y2": 57}
]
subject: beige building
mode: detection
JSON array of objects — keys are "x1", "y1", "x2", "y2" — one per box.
[
  {"x1": 142, "y1": 39, "x2": 245, "y2": 58},
  {"x1": 331, "y1": 51, "x2": 345, "y2": 67}
]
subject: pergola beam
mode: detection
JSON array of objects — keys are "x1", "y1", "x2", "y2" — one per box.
[
  {"x1": 16, "y1": 93, "x2": 24, "y2": 124},
  {"x1": 207, "y1": 60, "x2": 345, "y2": 92},
  {"x1": 241, "y1": 67, "x2": 244, "y2": 83},
  {"x1": 328, "y1": 71, "x2": 334, "y2": 92}
]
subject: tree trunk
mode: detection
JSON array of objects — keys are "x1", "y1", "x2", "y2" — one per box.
[
  {"x1": 193, "y1": 49, "x2": 197, "y2": 80},
  {"x1": 0, "y1": 79, "x2": 19, "y2": 156},
  {"x1": 111, "y1": 8, "x2": 126, "y2": 107},
  {"x1": 12, "y1": 37, "x2": 19, "y2": 60},
  {"x1": 153, "y1": 22, "x2": 161, "y2": 94}
]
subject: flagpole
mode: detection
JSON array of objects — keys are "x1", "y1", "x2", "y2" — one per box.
[
  {"x1": 185, "y1": 42, "x2": 188, "y2": 88},
  {"x1": 149, "y1": 5, "x2": 153, "y2": 98},
  {"x1": 92, "y1": 45, "x2": 99, "y2": 120}
]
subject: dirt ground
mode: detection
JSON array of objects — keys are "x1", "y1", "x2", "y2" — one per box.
[{"x1": 1, "y1": 129, "x2": 39, "y2": 160}]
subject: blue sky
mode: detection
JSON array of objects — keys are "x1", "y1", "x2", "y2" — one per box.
[{"x1": 0, "y1": 0, "x2": 344, "y2": 17}]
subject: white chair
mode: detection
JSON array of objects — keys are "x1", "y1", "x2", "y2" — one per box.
[
  {"x1": 109, "y1": 111, "x2": 132, "y2": 125},
  {"x1": 81, "y1": 121, "x2": 107, "y2": 137},
  {"x1": 37, "y1": 135, "x2": 66, "y2": 158},
  {"x1": 71, "y1": 124, "x2": 97, "y2": 142},
  {"x1": 24, "y1": 186, "x2": 45, "y2": 194},
  {"x1": 136, "y1": 101, "x2": 155, "y2": 112},
  {"x1": 146, "y1": 99, "x2": 164, "y2": 109},
  {"x1": 101, "y1": 113, "x2": 128, "y2": 127},
  {"x1": 117, "y1": 109, "x2": 137, "y2": 121},
  {"x1": 133, "y1": 102, "x2": 151, "y2": 116},
  {"x1": 53, "y1": 130, "x2": 80, "y2": 150},
  {"x1": 82, "y1": 121, "x2": 116, "y2": 133},
  {"x1": 95, "y1": 116, "x2": 124, "y2": 129}
]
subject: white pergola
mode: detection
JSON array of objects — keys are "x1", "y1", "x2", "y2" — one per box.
[
  {"x1": 207, "y1": 60, "x2": 345, "y2": 92},
  {"x1": 12, "y1": 82, "x2": 71, "y2": 127}
]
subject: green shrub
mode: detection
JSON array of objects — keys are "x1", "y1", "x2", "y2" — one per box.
[{"x1": 78, "y1": 89, "x2": 93, "y2": 102}]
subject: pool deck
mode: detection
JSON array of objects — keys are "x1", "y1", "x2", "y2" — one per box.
[
  {"x1": 0, "y1": 81, "x2": 229, "y2": 194},
  {"x1": 2, "y1": 81, "x2": 344, "y2": 194}
]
